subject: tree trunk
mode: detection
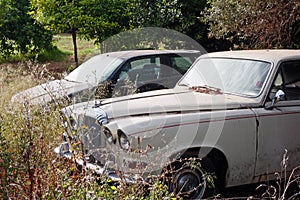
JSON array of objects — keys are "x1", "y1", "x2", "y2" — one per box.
[
  {"x1": 100, "y1": 42, "x2": 104, "y2": 54},
  {"x1": 71, "y1": 28, "x2": 78, "y2": 67}
]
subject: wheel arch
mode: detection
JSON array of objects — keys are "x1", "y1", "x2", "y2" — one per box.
[{"x1": 169, "y1": 147, "x2": 228, "y2": 188}]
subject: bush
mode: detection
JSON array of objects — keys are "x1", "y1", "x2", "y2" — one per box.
[{"x1": 0, "y1": 0, "x2": 53, "y2": 58}]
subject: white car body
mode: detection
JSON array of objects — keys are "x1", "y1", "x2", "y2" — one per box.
[
  {"x1": 12, "y1": 50, "x2": 200, "y2": 105},
  {"x1": 57, "y1": 49, "x2": 300, "y2": 198}
]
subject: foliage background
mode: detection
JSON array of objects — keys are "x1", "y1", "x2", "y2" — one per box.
[
  {"x1": 203, "y1": 0, "x2": 300, "y2": 49},
  {"x1": 0, "y1": 0, "x2": 52, "y2": 58},
  {"x1": 0, "y1": 0, "x2": 299, "y2": 63}
]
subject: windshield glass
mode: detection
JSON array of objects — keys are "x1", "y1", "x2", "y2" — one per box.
[
  {"x1": 65, "y1": 54, "x2": 123, "y2": 85},
  {"x1": 179, "y1": 58, "x2": 272, "y2": 97}
]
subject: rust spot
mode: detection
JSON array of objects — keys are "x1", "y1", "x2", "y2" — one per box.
[{"x1": 190, "y1": 85, "x2": 223, "y2": 95}]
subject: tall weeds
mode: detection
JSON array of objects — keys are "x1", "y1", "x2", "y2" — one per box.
[{"x1": 0, "y1": 63, "x2": 174, "y2": 199}]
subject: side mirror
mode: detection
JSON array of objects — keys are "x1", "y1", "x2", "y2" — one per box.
[{"x1": 265, "y1": 90, "x2": 285, "y2": 110}]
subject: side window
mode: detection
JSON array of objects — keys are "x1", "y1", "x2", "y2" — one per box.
[
  {"x1": 158, "y1": 56, "x2": 194, "y2": 80},
  {"x1": 270, "y1": 61, "x2": 300, "y2": 101},
  {"x1": 117, "y1": 57, "x2": 160, "y2": 83},
  {"x1": 282, "y1": 61, "x2": 300, "y2": 100},
  {"x1": 269, "y1": 72, "x2": 283, "y2": 100},
  {"x1": 170, "y1": 56, "x2": 194, "y2": 74}
]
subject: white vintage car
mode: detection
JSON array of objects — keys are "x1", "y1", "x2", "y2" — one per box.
[
  {"x1": 12, "y1": 50, "x2": 199, "y2": 105},
  {"x1": 56, "y1": 50, "x2": 300, "y2": 199}
]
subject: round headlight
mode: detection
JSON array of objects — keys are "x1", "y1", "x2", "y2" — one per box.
[
  {"x1": 103, "y1": 128, "x2": 113, "y2": 144},
  {"x1": 118, "y1": 130, "x2": 130, "y2": 151}
]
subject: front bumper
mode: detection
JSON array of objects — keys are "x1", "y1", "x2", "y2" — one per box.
[{"x1": 54, "y1": 142, "x2": 136, "y2": 184}]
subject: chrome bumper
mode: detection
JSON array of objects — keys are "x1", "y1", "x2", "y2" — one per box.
[{"x1": 54, "y1": 142, "x2": 136, "y2": 183}]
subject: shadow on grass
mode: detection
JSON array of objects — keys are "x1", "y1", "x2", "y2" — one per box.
[
  {"x1": 30, "y1": 46, "x2": 72, "y2": 62},
  {"x1": 0, "y1": 46, "x2": 71, "y2": 63}
]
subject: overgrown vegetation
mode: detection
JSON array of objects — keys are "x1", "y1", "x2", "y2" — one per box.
[
  {"x1": 253, "y1": 150, "x2": 300, "y2": 199},
  {"x1": 0, "y1": 35, "x2": 180, "y2": 198},
  {"x1": 0, "y1": 62, "x2": 179, "y2": 199}
]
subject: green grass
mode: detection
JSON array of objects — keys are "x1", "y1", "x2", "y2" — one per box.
[
  {"x1": 0, "y1": 34, "x2": 98, "y2": 65},
  {"x1": 36, "y1": 46, "x2": 71, "y2": 62},
  {"x1": 53, "y1": 34, "x2": 99, "y2": 63}
]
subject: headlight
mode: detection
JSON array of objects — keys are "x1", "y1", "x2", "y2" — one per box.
[
  {"x1": 103, "y1": 128, "x2": 113, "y2": 144},
  {"x1": 118, "y1": 130, "x2": 130, "y2": 151}
]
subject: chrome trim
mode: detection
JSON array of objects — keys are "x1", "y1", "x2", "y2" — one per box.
[{"x1": 54, "y1": 143, "x2": 135, "y2": 184}]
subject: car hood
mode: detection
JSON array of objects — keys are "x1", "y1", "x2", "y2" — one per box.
[
  {"x1": 11, "y1": 79, "x2": 92, "y2": 105},
  {"x1": 67, "y1": 87, "x2": 259, "y2": 120},
  {"x1": 102, "y1": 88, "x2": 259, "y2": 118}
]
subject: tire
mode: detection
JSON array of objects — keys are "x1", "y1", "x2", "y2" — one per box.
[{"x1": 163, "y1": 157, "x2": 217, "y2": 199}]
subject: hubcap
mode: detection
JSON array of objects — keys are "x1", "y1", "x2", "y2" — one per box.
[{"x1": 174, "y1": 168, "x2": 206, "y2": 198}]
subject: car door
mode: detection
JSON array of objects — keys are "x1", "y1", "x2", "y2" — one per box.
[{"x1": 254, "y1": 60, "x2": 300, "y2": 179}]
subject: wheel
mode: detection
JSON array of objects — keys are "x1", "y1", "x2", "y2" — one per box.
[
  {"x1": 164, "y1": 157, "x2": 217, "y2": 199},
  {"x1": 173, "y1": 165, "x2": 207, "y2": 198}
]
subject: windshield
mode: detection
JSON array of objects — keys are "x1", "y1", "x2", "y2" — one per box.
[
  {"x1": 179, "y1": 58, "x2": 272, "y2": 97},
  {"x1": 65, "y1": 54, "x2": 123, "y2": 85}
]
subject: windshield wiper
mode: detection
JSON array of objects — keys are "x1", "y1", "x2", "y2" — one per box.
[{"x1": 190, "y1": 85, "x2": 223, "y2": 95}]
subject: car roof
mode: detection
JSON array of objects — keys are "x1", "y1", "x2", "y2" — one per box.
[
  {"x1": 100, "y1": 49, "x2": 201, "y2": 59},
  {"x1": 201, "y1": 49, "x2": 300, "y2": 63}
]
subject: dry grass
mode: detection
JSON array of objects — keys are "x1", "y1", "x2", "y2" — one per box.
[{"x1": 0, "y1": 64, "x2": 38, "y2": 106}]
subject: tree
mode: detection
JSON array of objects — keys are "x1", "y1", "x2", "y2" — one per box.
[
  {"x1": 78, "y1": 0, "x2": 132, "y2": 47},
  {"x1": 31, "y1": 0, "x2": 132, "y2": 65},
  {"x1": 0, "y1": 0, "x2": 52, "y2": 57},
  {"x1": 31, "y1": 0, "x2": 83, "y2": 66},
  {"x1": 202, "y1": 0, "x2": 300, "y2": 49},
  {"x1": 130, "y1": 0, "x2": 232, "y2": 52},
  {"x1": 0, "y1": 0, "x2": 8, "y2": 26}
]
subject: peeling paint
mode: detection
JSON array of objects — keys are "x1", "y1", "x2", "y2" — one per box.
[{"x1": 190, "y1": 85, "x2": 223, "y2": 95}]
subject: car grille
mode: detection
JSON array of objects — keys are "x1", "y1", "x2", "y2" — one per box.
[{"x1": 77, "y1": 114, "x2": 106, "y2": 151}]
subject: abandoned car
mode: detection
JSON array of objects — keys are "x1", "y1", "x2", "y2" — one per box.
[
  {"x1": 56, "y1": 49, "x2": 300, "y2": 198},
  {"x1": 11, "y1": 50, "x2": 200, "y2": 105}
]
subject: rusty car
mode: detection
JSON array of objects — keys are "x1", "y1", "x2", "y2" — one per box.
[{"x1": 56, "y1": 49, "x2": 300, "y2": 199}]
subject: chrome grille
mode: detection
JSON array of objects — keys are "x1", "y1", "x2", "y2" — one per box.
[{"x1": 77, "y1": 114, "x2": 106, "y2": 153}]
